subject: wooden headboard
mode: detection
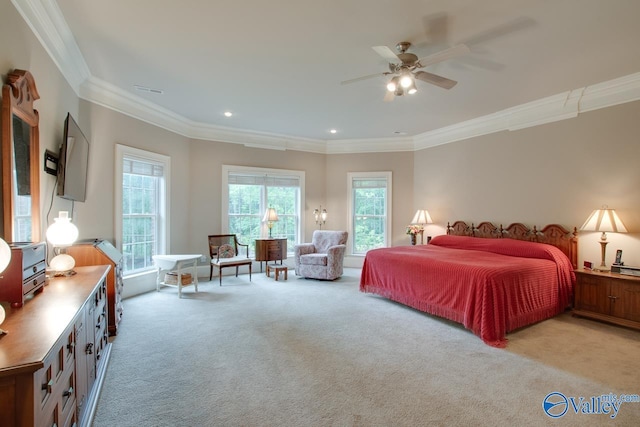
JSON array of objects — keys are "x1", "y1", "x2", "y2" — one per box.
[{"x1": 446, "y1": 221, "x2": 578, "y2": 269}]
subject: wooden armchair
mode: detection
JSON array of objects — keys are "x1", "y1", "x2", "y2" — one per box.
[{"x1": 208, "y1": 234, "x2": 252, "y2": 285}]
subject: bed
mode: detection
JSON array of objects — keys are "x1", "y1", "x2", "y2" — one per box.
[{"x1": 359, "y1": 221, "x2": 577, "y2": 347}]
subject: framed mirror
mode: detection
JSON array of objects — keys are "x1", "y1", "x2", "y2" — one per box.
[{"x1": 1, "y1": 69, "x2": 41, "y2": 243}]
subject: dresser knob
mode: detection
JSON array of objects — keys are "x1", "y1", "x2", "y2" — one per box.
[{"x1": 62, "y1": 386, "x2": 74, "y2": 397}]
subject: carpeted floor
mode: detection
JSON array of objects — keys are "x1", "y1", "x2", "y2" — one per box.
[{"x1": 92, "y1": 268, "x2": 640, "y2": 426}]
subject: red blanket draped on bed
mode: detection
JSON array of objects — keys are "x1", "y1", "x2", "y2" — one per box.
[{"x1": 359, "y1": 235, "x2": 575, "y2": 347}]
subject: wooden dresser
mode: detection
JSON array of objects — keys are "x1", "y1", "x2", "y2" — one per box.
[
  {"x1": 255, "y1": 238, "x2": 287, "y2": 272},
  {"x1": 574, "y1": 269, "x2": 640, "y2": 330},
  {"x1": 0, "y1": 266, "x2": 111, "y2": 427},
  {"x1": 66, "y1": 239, "x2": 123, "y2": 336}
]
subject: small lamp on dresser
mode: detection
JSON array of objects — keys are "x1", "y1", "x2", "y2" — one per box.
[
  {"x1": 0, "y1": 237, "x2": 11, "y2": 334},
  {"x1": 580, "y1": 206, "x2": 627, "y2": 272},
  {"x1": 46, "y1": 211, "x2": 80, "y2": 275}
]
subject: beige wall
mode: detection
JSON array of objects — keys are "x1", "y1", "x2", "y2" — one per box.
[
  {"x1": 414, "y1": 100, "x2": 640, "y2": 266},
  {"x1": 325, "y1": 151, "x2": 414, "y2": 249}
]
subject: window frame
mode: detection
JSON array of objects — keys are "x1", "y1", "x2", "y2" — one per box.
[
  {"x1": 222, "y1": 165, "x2": 305, "y2": 253},
  {"x1": 347, "y1": 171, "x2": 392, "y2": 255},
  {"x1": 115, "y1": 144, "x2": 170, "y2": 276}
]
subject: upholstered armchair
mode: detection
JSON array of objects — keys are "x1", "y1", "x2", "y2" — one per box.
[{"x1": 294, "y1": 230, "x2": 348, "y2": 280}]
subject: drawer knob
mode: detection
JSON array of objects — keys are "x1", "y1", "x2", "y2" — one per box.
[
  {"x1": 62, "y1": 386, "x2": 74, "y2": 397},
  {"x1": 42, "y1": 378, "x2": 53, "y2": 392}
]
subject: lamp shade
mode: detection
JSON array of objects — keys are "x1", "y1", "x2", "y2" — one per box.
[
  {"x1": 411, "y1": 209, "x2": 433, "y2": 225},
  {"x1": 0, "y1": 237, "x2": 11, "y2": 274},
  {"x1": 580, "y1": 208, "x2": 627, "y2": 233},
  {"x1": 262, "y1": 208, "x2": 279, "y2": 223},
  {"x1": 46, "y1": 211, "x2": 79, "y2": 247}
]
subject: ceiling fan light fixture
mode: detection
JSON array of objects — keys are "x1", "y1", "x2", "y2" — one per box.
[
  {"x1": 407, "y1": 84, "x2": 417, "y2": 95},
  {"x1": 386, "y1": 76, "x2": 399, "y2": 92},
  {"x1": 400, "y1": 74, "x2": 413, "y2": 88}
]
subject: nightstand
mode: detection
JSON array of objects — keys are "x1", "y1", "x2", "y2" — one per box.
[{"x1": 573, "y1": 269, "x2": 640, "y2": 331}]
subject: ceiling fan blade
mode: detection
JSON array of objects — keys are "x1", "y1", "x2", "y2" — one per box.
[
  {"x1": 340, "y1": 72, "x2": 385, "y2": 85},
  {"x1": 414, "y1": 71, "x2": 458, "y2": 89},
  {"x1": 372, "y1": 45, "x2": 400, "y2": 63},
  {"x1": 417, "y1": 43, "x2": 470, "y2": 67},
  {"x1": 383, "y1": 90, "x2": 395, "y2": 102}
]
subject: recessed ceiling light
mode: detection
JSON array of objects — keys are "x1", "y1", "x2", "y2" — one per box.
[
  {"x1": 224, "y1": 111, "x2": 233, "y2": 117},
  {"x1": 133, "y1": 84, "x2": 163, "y2": 94},
  {"x1": 329, "y1": 129, "x2": 337, "y2": 134}
]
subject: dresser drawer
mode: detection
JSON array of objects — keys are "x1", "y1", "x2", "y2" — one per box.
[{"x1": 21, "y1": 243, "x2": 46, "y2": 269}]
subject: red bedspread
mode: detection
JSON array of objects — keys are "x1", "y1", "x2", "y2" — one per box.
[{"x1": 359, "y1": 235, "x2": 575, "y2": 347}]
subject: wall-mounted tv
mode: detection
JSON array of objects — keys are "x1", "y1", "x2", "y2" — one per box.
[{"x1": 57, "y1": 113, "x2": 89, "y2": 202}]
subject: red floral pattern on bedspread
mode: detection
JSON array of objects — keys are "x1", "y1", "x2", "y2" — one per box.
[{"x1": 359, "y1": 236, "x2": 575, "y2": 347}]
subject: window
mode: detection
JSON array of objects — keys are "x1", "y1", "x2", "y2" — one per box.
[
  {"x1": 115, "y1": 145, "x2": 170, "y2": 275},
  {"x1": 222, "y1": 166, "x2": 304, "y2": 255},
  {"x1": 348, "y1": 172, "x2": 392, "y2": 255}
]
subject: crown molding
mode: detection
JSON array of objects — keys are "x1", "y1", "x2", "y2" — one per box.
[
  {"x1": 14, "y1": 1, "x2": 640, "y2": 154},
  {"x1": 12, "y1": 0, "x2": 90, "y2": 92},
  {"x1": 414, "y1": 72, "x2": 640, "y2": 150}
]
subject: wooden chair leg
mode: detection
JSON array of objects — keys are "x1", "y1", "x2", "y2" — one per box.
[
  {"x1": 236, "y1": 266, "x2": 239, "y2": 277},
  {"x1": 210, "y1": 265, "x2": 213, "y2": 281},
  {"x1": 219, "y1": 267, "x2": 223, "y2": 286},
  {"x1": 249, "y1": 264, "x2": 252, "y2": 282}
]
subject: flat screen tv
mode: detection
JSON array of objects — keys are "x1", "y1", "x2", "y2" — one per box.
[{"x1": 57, "y1": 113, "x2": 89, "y2": 202}]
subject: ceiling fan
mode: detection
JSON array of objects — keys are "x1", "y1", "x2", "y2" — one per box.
[{"x1": 341, "y1": 41, "x2": 470, "y2": 101}]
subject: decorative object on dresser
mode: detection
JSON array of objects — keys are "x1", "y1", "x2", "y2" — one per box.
[
  {"x1": 262, "y1": 207, "x2": 279, "y2": 237},
  {"x1": 255, "y1": 237, "x2": 287, "y2": 272},
  {"x1": 208, "y1": 234, "x2": 252, "y2": 285},
  {"x1": 580, "y1": 206, "x2": 627, "y2": 272},
  {"x1": 410, "y1": 209, "x2": 433, "y2": 245},
  {"x1": 65, "y1": 239, "x2": 124, "y2": 336},
  {"x1": 2, "y1": 69, "x2": 41, "y2": 243},
  {"x1": 360, "y1": 221, "x2": 577, "y2": 347},
  {"x1": 313, "y1": 205, "x2": 327, "y2": 229},
  {"x1": 574, "y1": 269, "x2": 640, "y2": 331},
  {"x1": 294, "y1": 230, "x2": 348, "y2": 280},
  {"x1": 46, "y1": 211, "x2": 80, "y2": 275},
  {"x1": 0, "y1": 265, "x2": 111, "y2": 427},
  {"x1": 0, "y1": 242, "x2": 46, "y2": 308}
]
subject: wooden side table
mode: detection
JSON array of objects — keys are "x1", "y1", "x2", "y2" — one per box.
[
  {"x1": 573, "y1": 269, "x2": 640, "y2": 330},
  {"x1": 255, "y1": 238, "x2": 287, "y2": 272}
]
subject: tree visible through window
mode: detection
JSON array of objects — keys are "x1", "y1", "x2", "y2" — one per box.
[
  {"x1": 225, "y1": 167, "x2": 303, "y2": 256},
  {"x1": 116, "y1": 145, "x2": 169, "y2": 275},
  {"x1": 349, "y1": 172, "x2": 392, "y2": 255}
]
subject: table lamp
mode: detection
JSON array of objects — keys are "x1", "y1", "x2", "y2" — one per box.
[
  {"x1": 580, "y1": 206, "x2": 627, "y2": 272},
  {"x1": 0, "y1": 237, "x2": 11, "y2": 334},
  {"x1": 411, "y1": 209, "x2": 434, "y2": 244},
  {"x1": 46, "y1": 211, "x2": 79, "y2": 275},
  {"x1": 263, "y1": 207, "x2": 279, "y2": 238}
]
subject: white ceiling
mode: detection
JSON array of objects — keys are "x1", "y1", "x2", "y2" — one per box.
[{"x1": 16, "y1": 0, "x2": 640, "y2": 150}]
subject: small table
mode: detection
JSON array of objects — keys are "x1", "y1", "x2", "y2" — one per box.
[
  {"x1": 266, "y1": 265, "x2": 288, "y2": 281},
  {"x1": 153, "y1": 254, "x2": 201, "y2": 298}
]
